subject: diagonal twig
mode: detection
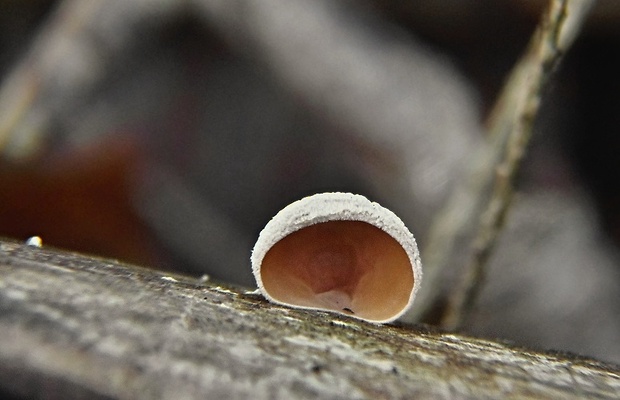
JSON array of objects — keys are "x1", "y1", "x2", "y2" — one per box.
[
  {"x1": 407, "y1": 0, "x2": 595, "y2": 325},
  {"x1": 439, "y1": 0, "x2": 596, "y2": 330}
]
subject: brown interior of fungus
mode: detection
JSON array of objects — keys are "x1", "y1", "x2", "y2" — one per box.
[{"x1": 260, "y1": 220, "x2": 414, "y2": 322}]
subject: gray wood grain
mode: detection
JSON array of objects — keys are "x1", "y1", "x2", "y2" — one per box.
[{"x1": 0, "y1": 240, "x2": 618, "y2": 399}]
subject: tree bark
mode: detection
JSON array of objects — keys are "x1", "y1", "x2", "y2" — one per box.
[{"x1": 0, "y1": 239, "x2": 618, "y2": 399}]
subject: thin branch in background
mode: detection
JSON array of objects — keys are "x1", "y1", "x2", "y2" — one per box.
[
  {"x1": 440, "y1": 0, "x2": 596, "y2": 330},
  {"x1": 0, "y1": 0, "x2": 102, "y2": 160},
  {"x1": 0, "y1": 0, "x2": 184, "y2": 161}
]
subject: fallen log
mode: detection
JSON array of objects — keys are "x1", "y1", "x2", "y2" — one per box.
[{"x1": 0, "y1": 239, "x2": 618, "y2": 399}]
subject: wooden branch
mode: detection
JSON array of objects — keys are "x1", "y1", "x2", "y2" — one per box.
[{"x1": 0, "y1": 240, "x2": 618, "y2": 399}]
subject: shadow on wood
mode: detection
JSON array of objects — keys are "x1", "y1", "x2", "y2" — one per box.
[{"x1": 0, "y1": 240, "x2": 618, "y2": 399}]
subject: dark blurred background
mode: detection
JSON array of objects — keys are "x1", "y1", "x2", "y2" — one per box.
[{"x1": 0, "y1": 0, "x2": 618, "y2": 363}]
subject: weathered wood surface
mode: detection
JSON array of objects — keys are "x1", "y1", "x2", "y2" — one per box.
[{"x1": 0, "y1": 240, "x2": 618, "y2": 399}]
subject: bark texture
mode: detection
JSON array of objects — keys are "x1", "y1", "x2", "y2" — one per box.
[{"x1": 0, "y1": 240, "x2": 618, "y2": 399}]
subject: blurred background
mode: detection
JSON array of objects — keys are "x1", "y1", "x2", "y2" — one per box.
[{"x1": 0, "y1": 0, "x2": 618, "y2": 364}]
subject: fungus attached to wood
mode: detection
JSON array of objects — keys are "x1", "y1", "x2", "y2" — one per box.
[{"x1": 251, "y1": 193, "x2": 422, "y2": 323}]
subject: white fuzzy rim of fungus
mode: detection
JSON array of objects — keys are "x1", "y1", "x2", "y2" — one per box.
[{"x1": 251, "y1": 192, "x2": 422, "y2": 324}]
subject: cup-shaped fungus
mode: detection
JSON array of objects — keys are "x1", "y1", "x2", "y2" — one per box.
[{"x1": 251, "y1": 192, "x2": 422, "y2": 323}]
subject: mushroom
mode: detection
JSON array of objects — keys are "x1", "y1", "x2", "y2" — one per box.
[{"x1": 251, "y1": 192, "x2": 422, "y2": 323}]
